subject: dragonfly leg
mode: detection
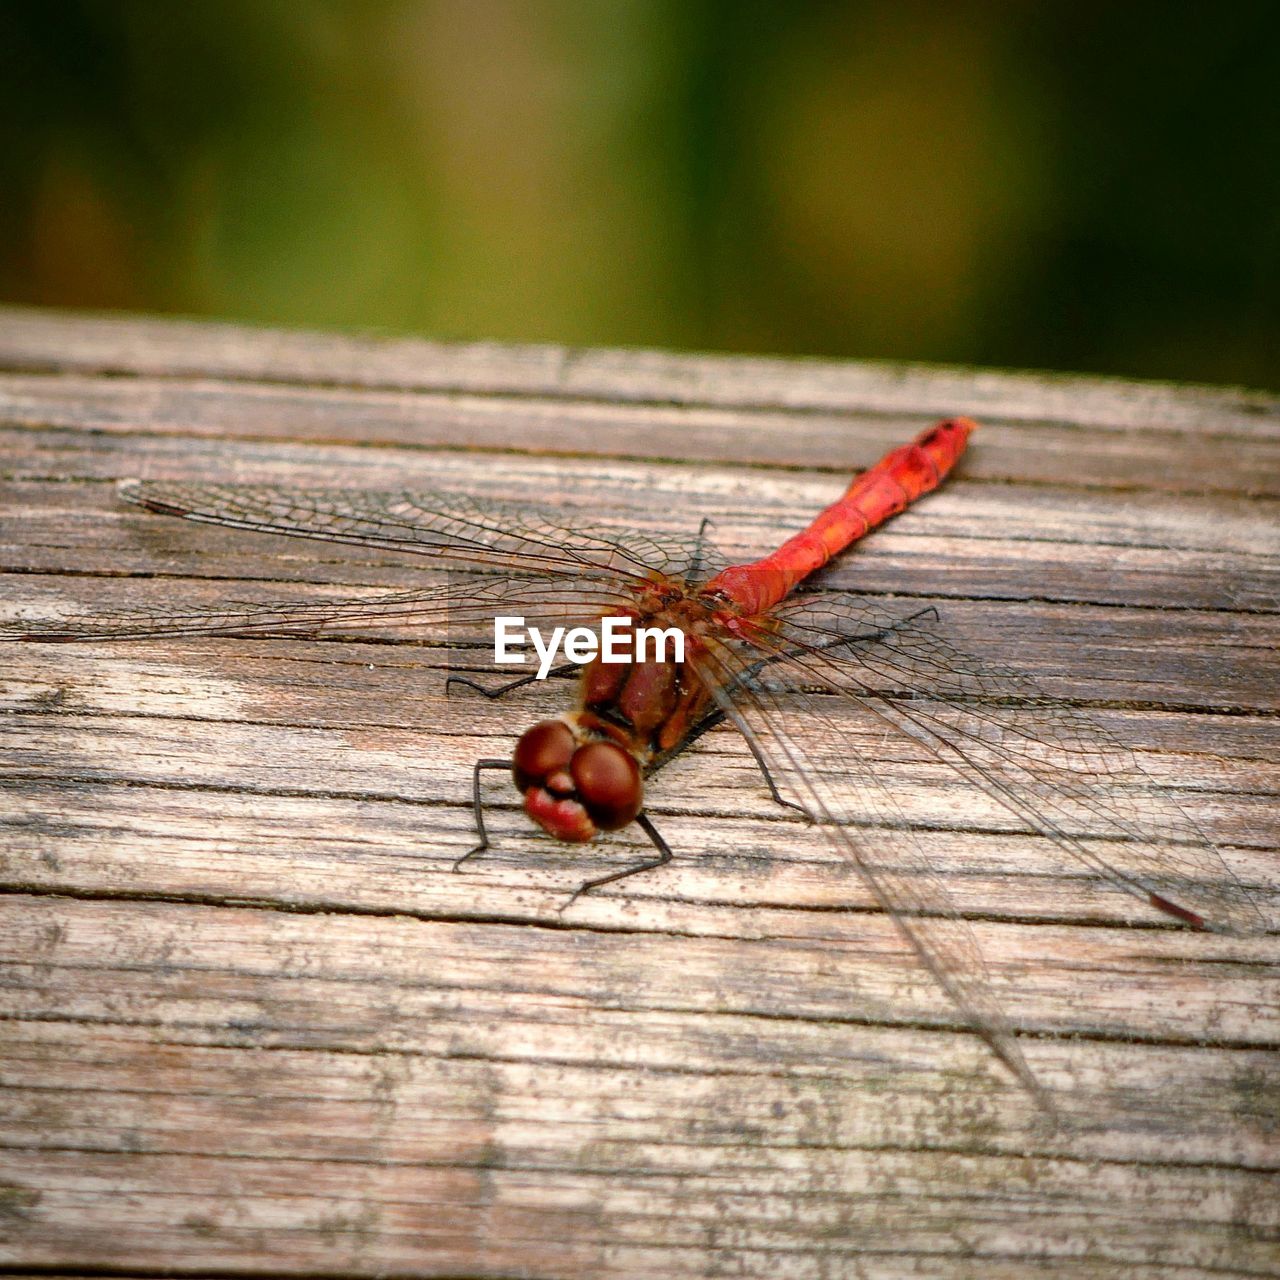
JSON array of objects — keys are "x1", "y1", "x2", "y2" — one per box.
[
  {"x1": 650, "y1": 708, "x2": 811, "y2": 819},
  {"x1": 687, "y1": 515, "x2": 715, "y2": 579},
  {"x1": 645, "y1": 603, "x2": 945, "y2": 815},
  {"x1": 445, "y1": 662, "x2": 578, "y2": 700},
  {"x1": 453, "y1": 758, "x2": 511, "y2": 870},
  {"x1": 559, "y1": 812, "x2": 672, "y2": 912},
  {"x1": 852, "y1": 602, "x2": 939, "y2": 644},
  {"x1": 795, "y1": 603, "x2": 941, "y2": 652},
  {"x1": 742, "y1": 734, "x2": 810, "y2": 817}
]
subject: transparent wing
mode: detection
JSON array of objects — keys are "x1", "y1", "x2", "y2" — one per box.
[
  {"x1": 691, "y1": 634, "x2": 1053, "y2": 1111},
  {"x1": 0, "y1": 574, "x2": 634, "y2": 644},
  {"x1": 118, "y1": 479, "x2": 713, "y2": 583},
  {"x1": 748, "y1": 592, "x2": 1269, "y2": 936},
  {"x1": 3, "y1": 479, "x2": 718, "y2": 643}
]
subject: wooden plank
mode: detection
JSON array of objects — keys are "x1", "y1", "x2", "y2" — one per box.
[
  {"x1": 0, "y1": 303, "x2": 1276, "y2": 435},
  {"x1": 0, "y1": 900, "x2": 1277, "y2": 1274},
  {"x1": 2, "y1": 371, "x2": 1279, "y2": 495},
  {"x1": 5, "y1": 433, "x2": 1280, "y2": 611},
  {"x1": 1, "y1": 306, "x2": 1278, "y2": 1278}
]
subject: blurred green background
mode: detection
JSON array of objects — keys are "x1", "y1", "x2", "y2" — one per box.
[{"x1": 2, "y1": 1, "x2": 1276, "y2": 387}]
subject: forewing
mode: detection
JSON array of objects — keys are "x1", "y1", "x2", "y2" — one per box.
[
  {"x1": 4, "y1": 479, "x2": 702, "y2": 644},
  {"x1": 118, "y1": 480, "x2": 709, "y2": 583}
]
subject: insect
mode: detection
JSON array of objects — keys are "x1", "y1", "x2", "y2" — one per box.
[{"x1": 4, "y1": 419, "x2": 1265, "y2": 1110}]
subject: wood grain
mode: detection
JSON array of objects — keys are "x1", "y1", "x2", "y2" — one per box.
[{"x1": 0, "y1": 306, "x2": 1277, "y2": 1278}]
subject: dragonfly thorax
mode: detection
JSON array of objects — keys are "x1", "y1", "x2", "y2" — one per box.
[
  {"x1": 513, "y1": 718, "x2": 643, "y2": 843},
  {"x1": 513, "y1": 603, "x2": 714, "y2": 845}
]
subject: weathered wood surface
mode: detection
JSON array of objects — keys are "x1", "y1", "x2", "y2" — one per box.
[{"x1": 0, "y1": 304, "x2": 1277, "y2": 1278}]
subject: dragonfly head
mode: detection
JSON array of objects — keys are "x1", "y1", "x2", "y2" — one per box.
[{"x1": 513, "y1": 719, "x2": 643, "y2": 843}]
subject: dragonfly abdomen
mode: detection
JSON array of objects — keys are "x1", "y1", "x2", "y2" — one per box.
[{"x1": 703, "y1": 417, "x2": 975, "y2": 616}]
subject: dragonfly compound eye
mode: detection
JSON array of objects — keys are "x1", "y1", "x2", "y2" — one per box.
[
  {"x1": 513, "y1": 720, "x2": 576, "y2": 792},
  {"x1": 570, "y1": 741, "x2": 643, "y2": 831}
]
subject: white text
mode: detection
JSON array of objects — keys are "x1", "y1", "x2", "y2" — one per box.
[{"x1": 494, "y1": 616, "x2": 685, "y2": 679}]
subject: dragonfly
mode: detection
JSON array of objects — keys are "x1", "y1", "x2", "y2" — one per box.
[{"x1": 4, "y1": 418, "x2": 1267, "y2": 1111}]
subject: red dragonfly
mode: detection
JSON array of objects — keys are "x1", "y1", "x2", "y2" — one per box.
[{"x1": 5, "y1": 419, "x2": 1266, "y2": 1110}]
